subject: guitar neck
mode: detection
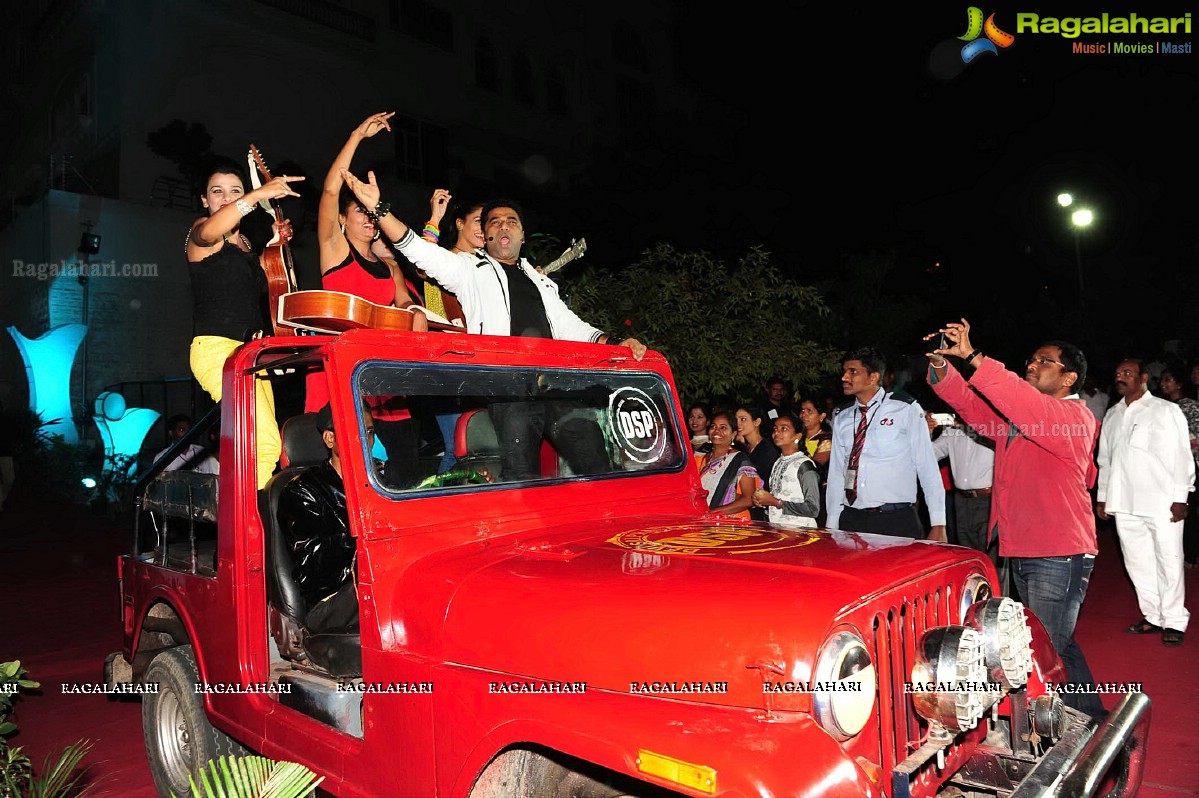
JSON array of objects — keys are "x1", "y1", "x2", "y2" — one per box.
[{"x1": 542, "y1": 243, "x2": 585, "y2": 275}]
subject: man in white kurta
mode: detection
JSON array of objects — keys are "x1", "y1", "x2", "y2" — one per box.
[{"x1": 1097, "y1": 359, "x2": 1195, "y2": 645}]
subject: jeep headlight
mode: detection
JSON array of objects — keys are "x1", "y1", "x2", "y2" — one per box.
[
  {"x1": 964, "y1": 597, "x2": 1033, "y2": 689},
  {"x1": 812, "y1": 631, "x2": 876, "y2": 741},
  {"x1": 958, "y1": 573, "x2": 992, "y2": 623},
  {"x1": 910, "y1": 626, "x2": 998, "y2": 732}
]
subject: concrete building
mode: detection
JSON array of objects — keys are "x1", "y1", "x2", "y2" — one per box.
[{"x1": 0, "y1": 0, "x2": 696, "y2": 451}]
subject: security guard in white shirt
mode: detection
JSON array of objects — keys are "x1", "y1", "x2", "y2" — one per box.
[{"x1": 826, "y1": 347, "x2": 947, "y2": 540}]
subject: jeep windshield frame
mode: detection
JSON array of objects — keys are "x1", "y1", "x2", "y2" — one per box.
[{"x1": 352, "y1": 360, "x2": 687, "y2": 498}]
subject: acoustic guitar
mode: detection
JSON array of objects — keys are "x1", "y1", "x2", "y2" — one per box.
[
  {"x1": 279, "y1": 290, "x2": 417, "y2": 334},
  {"x1": 540, "y1": 238, "x2": 587, "y2": 275},
  {"x1": 247, "y1": 145, "x2": 298, "y2": 336}
]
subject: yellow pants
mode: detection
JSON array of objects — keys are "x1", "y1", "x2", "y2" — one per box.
[{"x1": 190, "y1": 336, "x2": 281, "y2": 489}]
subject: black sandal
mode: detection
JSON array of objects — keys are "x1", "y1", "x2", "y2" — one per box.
[
  {"x1": 1163, "y1": 629, "x2": 1185, "y2": 646},
  {"x1": 1126, "y1": 619, "x2": 1162, "y2": 634}
]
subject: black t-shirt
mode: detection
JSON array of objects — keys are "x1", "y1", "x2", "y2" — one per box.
[
  {"x1": 503, "y1": 264, "x2": 551, "y2": 339},
  {"x1": 188, "y1": 243, "x2": 269, "y2": 340}
]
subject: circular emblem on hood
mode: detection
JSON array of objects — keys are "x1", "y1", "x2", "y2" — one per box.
[
  {"x1": 608, "y1": 387, "x2": 667, "y2": 464},
  {"x1": 608, "y1": 524, "x2": 820, "y2": 556}
]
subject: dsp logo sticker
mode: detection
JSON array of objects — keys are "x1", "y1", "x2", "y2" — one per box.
[
  {"x1": 609, "y1": 524, "x2": 821, "y2": 556},
  {"x1": 608, "y1": 387, "x2": 667, "y2": 464}
]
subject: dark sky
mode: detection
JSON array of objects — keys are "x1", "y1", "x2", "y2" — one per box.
[{"x1": 642, "y1": 5, "x2": 1197, "y2": 363}]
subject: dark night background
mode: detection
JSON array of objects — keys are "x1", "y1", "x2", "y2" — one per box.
[
  {"x1": 2, "y1": 2, "x2": 1195, "y2": 386},
  {"x1": 612, "y1": 4, "x2": 1198, "y2": 373}
]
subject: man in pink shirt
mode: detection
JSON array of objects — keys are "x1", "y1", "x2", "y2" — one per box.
[{"x1": 925, "y1": 318, "x2": 1105, "y2": 719}]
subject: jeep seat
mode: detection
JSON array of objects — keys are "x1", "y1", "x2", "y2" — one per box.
[
  {"x1": 259, "y1": 412, "x2": 362, "y2": 678},
  {"x1": 453, "y1": 407, "x2": 503, "y2": 480}
]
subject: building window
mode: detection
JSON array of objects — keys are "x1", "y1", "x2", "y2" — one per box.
[
  {"x1": 545, "y1": 67, "x2": 570, "y2": 118},
  {"x1": 512, "y1": 52, "x2": 536, "y2": 106},
  {"x1": 474, "y1": 37, "x2": 502, "y2": 93},
  {"x1": 612, "y1": 21, "x2": 648, "y2": 72},
  {"x1": 393, "y1": 114, "x2": 448, "y2": 185},
  {"x1": 616, "y1": 75, "x2": 654, "y2": 134},
  {"x1": 388, "y1": 0, "x2": 454, "y2": 51}
]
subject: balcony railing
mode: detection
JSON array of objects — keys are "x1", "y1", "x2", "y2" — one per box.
[{"x1": 251, "y1": 0, "x2": 374, "y2": 40}]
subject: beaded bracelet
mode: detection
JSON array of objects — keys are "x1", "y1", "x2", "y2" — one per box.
[
  {"x1": 366, "y1": 201, "x2": 391, "y2": 223},
  {"x1": 235, "y1": 199, "x2": 255, "y2": 217}
]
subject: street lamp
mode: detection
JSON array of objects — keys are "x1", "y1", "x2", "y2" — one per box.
[{"x1": 1070, "y1": 207, "x2": 1093, "y2": 309}]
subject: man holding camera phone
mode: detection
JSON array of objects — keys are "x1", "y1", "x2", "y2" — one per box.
[{"x1": 924, "y1": 319, "x2": 1105, "y2": 719}]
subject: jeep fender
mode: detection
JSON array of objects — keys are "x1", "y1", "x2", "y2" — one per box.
[{"x1": 450, "y1": 711, "x2": 882, "y2": 797}]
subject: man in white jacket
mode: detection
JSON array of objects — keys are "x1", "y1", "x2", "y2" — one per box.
[
  {"x1": 1097, "y1": 358, "x2": 1195, "y2": 646},
  {"x1": 340, "y1": 169, "x2": 646, "y2": 479}
]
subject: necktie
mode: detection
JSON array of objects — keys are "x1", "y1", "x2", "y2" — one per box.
[{"x1": 845, "y1": 406, "x2": 869, "y2": 504}]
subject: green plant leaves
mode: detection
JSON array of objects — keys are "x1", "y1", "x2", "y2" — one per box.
[
  {"x1": 178, "y1": 755, "x2": 323, "y2": 798},
  {"x1": 563, "y1": 243, "x2": 841, "y2": 403}
]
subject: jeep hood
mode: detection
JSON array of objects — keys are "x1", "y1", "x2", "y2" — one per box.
[{"x1": 401, "y1": 521, "x2": 985, "y2": 711}]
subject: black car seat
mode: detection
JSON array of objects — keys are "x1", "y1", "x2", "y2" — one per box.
[{"x1": 259, "y1": 412, "x2": 362, "y2": 678}]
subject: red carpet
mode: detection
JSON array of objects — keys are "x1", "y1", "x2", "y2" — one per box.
[{"x1": 2, "y1": 487, "x2": 1196, "y2": 796}]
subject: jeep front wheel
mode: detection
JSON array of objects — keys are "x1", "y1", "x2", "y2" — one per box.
[{"x1": 142, "y1": 645, "x2": 246, "y2": 795}]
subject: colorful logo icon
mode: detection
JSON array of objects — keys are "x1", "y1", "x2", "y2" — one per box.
[{"x1": 958, "y1": 7, "x2": 1016, "y2": 63}]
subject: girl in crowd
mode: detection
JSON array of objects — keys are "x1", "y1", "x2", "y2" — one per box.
[
  {"x1": 695, "y1": 409, "x2": 757, "y2": 519},
  {"x1": 317, "y1": 111, "x2": 429, "y2": 325},
  {"x1": 423, "y1": 191, "x2": 482, "y2": 321},
  {"x1": 686, "y1": 401, "x2": 712, "y2": 454},
  {"x1": 311, "y1": 111, "x2": 428, "y2": 485},
  {"x1": 753, "y1": 413, "x2": 820, "y2": 529},
  {"x1": 798, "y1": 397, "x2": 833, "y2": 475},
  {"x1": 416, "y1": 193, "x2": 478, "y2": 471},
  {"x1": 186, "y1": 161, "x2": 303, "y2": 489},
  {"x1": 735, "y1": 405, "x2": 779, "y2": 521}
]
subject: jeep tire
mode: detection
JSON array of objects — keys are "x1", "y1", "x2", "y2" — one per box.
[{"x1": 142, "y1": 644, "x2": 246, "y2": 795}]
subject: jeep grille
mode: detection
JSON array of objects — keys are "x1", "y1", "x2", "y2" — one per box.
[{"x1": 871, "y1": 582, "x2": 962, "y2": 786}]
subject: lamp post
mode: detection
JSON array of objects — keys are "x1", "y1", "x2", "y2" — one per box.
[
  {"x1": 1071, "y1": 208, "x2": 1093, "y2": 310},
  {"x1": 1056, "y1": 193, "x2": 1093, "y2": 311}
]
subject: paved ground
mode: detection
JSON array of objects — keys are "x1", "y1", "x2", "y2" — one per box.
[{"x1": 2, "y1": 486, "x2": 1196, "y2": 797}]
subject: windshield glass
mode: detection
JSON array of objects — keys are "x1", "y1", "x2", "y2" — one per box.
[{"x1": 354, "y1": 363, "x2": 685, "y2": 495}]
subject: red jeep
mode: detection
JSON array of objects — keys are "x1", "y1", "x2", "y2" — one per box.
[{"x1": 106, "y1": 329, "x2": 1150, "y2": 797}]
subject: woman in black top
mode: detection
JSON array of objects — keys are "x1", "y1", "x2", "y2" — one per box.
[
  {"x1": 186, "y1": 161, "x2": 303, "y2": 489},
  {"x1": 735, "y1": 405, "x2": 780, "y2": 521}
]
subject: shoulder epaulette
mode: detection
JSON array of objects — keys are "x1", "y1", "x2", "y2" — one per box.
[
  {"x1": 833, "y1": 399, "x2": 855, "y2": 416},
  {"x1": 888, "y1": 389, "x2": 917, "y2": 405}
]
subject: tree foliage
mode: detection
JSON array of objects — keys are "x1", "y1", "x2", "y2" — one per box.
[
  {"x1": 816, "y1": 247, "x2": 931, "y2": 358},
  {"x1": 146, "y1": 120, "x2": 214, "y2": 188},
  {"x1": 562, "y1": 244, "x2": 841, "y2": 404}
]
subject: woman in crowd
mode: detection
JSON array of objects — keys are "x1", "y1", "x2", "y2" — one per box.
[
  {"x1": 753, "y1": 413, "x2": 820, "y2": 529},
  {"x1": 418, "y1": 191, "x2": 475, "y2": 326},
  {"x1": 311, "y1": 111, "x2": 428, "y2": 485},
  {"x1": 735, "y1": 405, "x2": 779, "y2": 521},
  {"x1": 186, "y1": 160, "x2": 303, "y2": 489},
  {"x1": 316, "y1": 112, "x2": 430, "y2": 322},
  {"x1": 798, "y1": 397, "x2": 833, "y2": 475},
  {"x1": 798, "y1": 396, "x2": 833, "y2": 526},
  {"x1": 695, "y1": 409, "x2": 757, "y2": 519},
  {"x1": 686, "y1": 401, "x2": 712, "y2": 454},
  {"x1": 415, "y1": 193, "x2": 479, "y2": 471},
  {"x1": 1159, "y1": 365, "x2": 1199, "y2": 567}
]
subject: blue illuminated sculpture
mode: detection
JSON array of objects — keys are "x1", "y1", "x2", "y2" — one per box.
[
  {"x1": 92, "y1": 390, "x2": 160, "y2": 480},
  {"x1": 6, "y1": 324, "x2": 87, "y2": 444}
]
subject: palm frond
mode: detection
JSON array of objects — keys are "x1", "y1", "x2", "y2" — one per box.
[{"x1": 180, "y1": 755, "x2": 323, "y2": 798}]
